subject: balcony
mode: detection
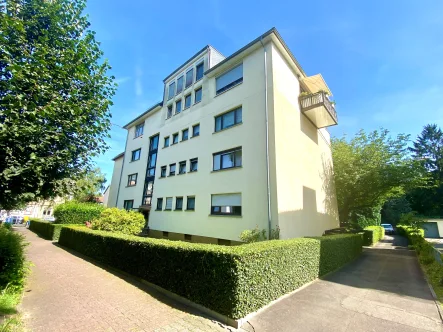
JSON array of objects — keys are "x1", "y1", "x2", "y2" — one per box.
[{"x1": 299, "y1": 91, "x2": 338, "y2": 128}]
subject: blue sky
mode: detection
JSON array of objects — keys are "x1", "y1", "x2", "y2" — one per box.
[{"x1": 85, "y1": 0, "x2": 443, "y2": 184}]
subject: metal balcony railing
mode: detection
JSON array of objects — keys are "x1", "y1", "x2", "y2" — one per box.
[{"x1": 299, "y1": 91, "x2": 338, "y2": 126}]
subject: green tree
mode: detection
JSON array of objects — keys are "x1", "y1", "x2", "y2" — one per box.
[
  {"x1": 332, "y1": 129, "x2": 425, "y2": 227},
  {"x1": 0, "y1": 0, "x2": 116, "y2": 210},
  {"x1": 72, "y1": 168, "x2": 106, "y2": 202}
]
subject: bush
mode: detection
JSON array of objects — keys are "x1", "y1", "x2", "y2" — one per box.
[
  {"x1": 59, "y1": 226, "x2": 362, "y2": 319},
  {"x1": 28, "y1": 219, "x2": 73, "y2": 241},
  {"x1": 54, "y1": 201, "x2": 104, "y2": 224},
  {"x1": 91, "y1": 208, "x2": 145, "y2": 235},
  {"x1": 362, "y1": 226, "x2": 385, "y2": 246},
  {"x1": 0, "y1": 225, "x2": 27, "y2": 291}
]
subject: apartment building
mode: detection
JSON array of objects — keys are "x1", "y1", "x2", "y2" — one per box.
[{"x1": 108, "y1": 28, "x2": 339, "y2": 244}]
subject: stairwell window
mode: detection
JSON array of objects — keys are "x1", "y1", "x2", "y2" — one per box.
[
  {"x1": 213, "y1": 147, "x2": 242, "y2": 171},
  {"x1": 216, "y1": 63, "x2": 243, "y2": 95},
  {"x1": 135, "y1": 123, "x2": 144, "y2": 138},
  {"x1": 168, "y1": 82, "x2": 175, "y2": 100},
  {"x1": 211, "y1": 194, "x2": 241, "y2": 216},
  {"x1": 215, "y1": 107, "x2": 242, "y2": 132}
]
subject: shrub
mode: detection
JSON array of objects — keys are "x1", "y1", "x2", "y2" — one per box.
[
  {"x1": 362, "y1": 226, "x2": 385, "y2": 246},
  {"x1": 54, "y1": 201, "x2": 104, "y2": 224},
  {"x1": 28, "y1": 219, "x2": 73, "y2": 241},
  {"x1": 0, "y1": 225, "x2": 27, "y2": 291},
  {"x1": 91, "y1": 208, "x2": 145, "y2": 235},
  {"x1": 59, "y1": 226, "x2": 362, "y2": 319},
  {"x1": 239, "y1": 226, "x2": 280, "y2": 243}
]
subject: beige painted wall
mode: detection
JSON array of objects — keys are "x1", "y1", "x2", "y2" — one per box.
[
  {"x1": 269, "y1": 43, "x2": 339, "y2": 239},
  {"x1": 108, "y1": 156, "x2": 124, "y2": 208}
]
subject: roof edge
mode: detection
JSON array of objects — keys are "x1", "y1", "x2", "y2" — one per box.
[
  {"x1": 112, "y1": 152, "x2": 124, "y2": 161},
  {"x1": 163, "y1": 46, "x2": 209, "y2": 83},
  {"x1": 122, "y1": 102, "x2": 163, "y2": 129}
]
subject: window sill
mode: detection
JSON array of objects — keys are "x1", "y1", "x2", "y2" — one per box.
[
  {"x1": 213, "y1": 122, "x2": 243, "y2": 134},
  {"x1": 209, "y1": 214, "x2": 242, "y2": 218},
  {"x1": 168, "y1": 174, "x2": 175, "y2": 177},
  {"x1": 164, "y1": 209, "x2": 172, "y2": 211},
  {"x1": 134, "y1": 136, "x2": 143, "y2": 139},
  {"x1": 189, "y1": 170, "x2": 198, "y2": 173},
  {"x1": 155, "y1": 209, "x2": 162, "y2": 211},
  {"x1": 186, "y1": 209, "x2": 195, "y2": 212},
  {"x1": 184, "y1": 106, "x2": 191, "y2": 110},
  {"x1": 211, "y1": 166, "x2": 242, "y2": 173},
  {"x1": 181, "y1": 139, "x2": 188, "y2": 142},
  {"x1": 129, "y1": 160, "x2": 140, "y2": 163},
  {"x1": 174, "y1": 209, "x2": 183, "y2": 211},
  {"x1": 162, "y1": 146, "x2": 169, "y2": 149},
  {"x1": 193, "y1": 101, "x2": 202, "y2": 106},
  {"x1": 125, "y1": 185, "x2": 136, "y2": 188},
  {"x1": 159, "y1": 176, "x2": 166, "y2": 179},
  {"x1": 190, "y1": 135, "x2": 199, "y2": 139},
  {"x1": 177, "y1": 172, "x2": 186, "y2": 176},
  {"x1": 215, "y1": 82, "x2": 243, "y2": 98}
]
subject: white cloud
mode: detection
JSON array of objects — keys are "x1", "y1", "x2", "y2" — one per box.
[{"x1": 115, "y1": 76, "x2": 131, "y2": 85}]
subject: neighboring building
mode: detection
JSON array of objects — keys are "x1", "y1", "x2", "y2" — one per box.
[
  {"x1": 108, "y1": 28, "x2": 339, "y2": 244},
  {"x1": 423, "y1": 219, "x2": 443, "y2": 238},
  {"x1": 102, "y1": 185, "x2": 110, "y2": 207},
  {"x1": 22, "y1": 197, "x2": 65, "y2": 220}
]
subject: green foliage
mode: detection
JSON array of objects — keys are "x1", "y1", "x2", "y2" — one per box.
[
  {"x1": 28, "y1": 219, "x2": 73, "y2": 241},
  {"x1": 239, "y1": 226, "x2": 281, "y2": 243},
  {"x1": 0, "y1": 0, "x2": 116, "y2": 210},
  {"x1": 332, "y1": 129, "x2": 426, "y2": 226},
  {"x1": 54, "y1": 201, "x2": 104, "y2": 224},
  {"x1": 91, "y1": 208, "x2": 145, "y2": 235},
  {"x1": 351, "y1": 206, "x2": 382, "y2": 228},
  {"x1": 59, "y1": 226, "x2": 362, "y2": 318},
  {"x1": 381, "y1": 197, "x2": 412, "y2": 225},
  {"x1": 0, "y1": 286, "x2": 21, "y2": 315},
  {"x1": 397, "y1": 225, "x2": 443, "y2": 302},
  {"x1": 362, "y1": 226, "x2": 385, "y2": 246},
  {"x1": 2, "y1": 222, "x2": 12, "y2": 231},
  {"x1": 0, "y1": 225, "x2": 27, "y2": 291},
  {"x1": 399, "y1": 212, "x2": 426, "y2": 230},
  {"x1": 72, "y1": 168, "x2": 107, "y2": 202}
]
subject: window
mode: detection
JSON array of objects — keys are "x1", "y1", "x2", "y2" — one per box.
[
  {"x1": 172, "y1": 133, "x2": 179, "y2": 144},
  {"x1": 195, "y1": 87, "x2": 202, "y2": 103},
  {"x1": 160, "y1": 166, "x2": 166, "y2": 178},
  {"x1": 175, "y1": 197, "x2": 183, "y2": 210},
  {"x1": 127, "y1": 173, "x2": 137, "y2": 186},
  {"x1": 168, "y1": 81, "x2": 175, "y2": 100},
  {"x1": 213, "y1": 147, "x2": 242, "y2": 171},
  {"x1": 211, "y1": 194, "x2": 241, "y2": 216},
  {"x1": 182, "y1": 128, "x2": 189, "y2": 141},
  {"x1": 179, "y1": 161, "x2": 186, "y2": 174},
  {"x1": 167, "y1": 105, "x2": 173, "y2": 118},
  {"x1": 163, "y1": 231, "x2": 169, "y2": 238},
  {"x1": 185, "y1": 68, "x2": 193, "y2": 88},
  {"x1": 192, "y1": 124, "x2": 200, "y2": 137},
  {"x1": 164, "y1": 136, "x2": 170, "y2": 147},
  {"x1": 165, "y1": 197, "x2": 173, "y2": 210},
  {"x1": 185, "y1": 94, "x2": 192, "y2": 109},
  {"x1": 216, "y1": 64, "x2": 243, "y2": 95},
  {"x1": 190, "y1": 158, "x2": 198, "y2": 172},
  {"x1": 131, "y1": 149, "x2": 141, "y2": 161},
  {"x1": 185, "y1": 234, "x2": 192, "y2": 241},
  {"x1": 142, "y1": 180, "x2": 153, "y2": 205},
  {"x1": 187, "y1": 196, "x2": 195, "y2": 210},
  {"x1": 123, "y1": 200, "x2": 134, "y2": 211},
  {"x1": 169, "y1": 163, "x2": 176, "y2": 176},
  {"x1": 176, "y1": 99, "x2": 182, "y2": 114},
  {"x1": 215, "y1": 107, "x2": 242, "y2": 132},
  {"x1": 135, "y1": 123, "x2": 144, "y2": 138},
  {"x1": 196, "y1": 62, "x2": 204, "y2": 81},
  {"x1": 177, "y1": 76, "x2": 184, "y2": 94},
  {"x1": 156, "y1": 198, "x2": 163, "y2": 210}
]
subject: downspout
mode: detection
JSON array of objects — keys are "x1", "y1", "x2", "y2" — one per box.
[
  {"x1": 115, "y1": 130, "x2": 129, "y2": 207},
  {"x1": 260, "y1": 37, "x2": 272, "y2": 239}
]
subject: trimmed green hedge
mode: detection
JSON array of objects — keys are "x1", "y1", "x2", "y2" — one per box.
[
  {"x1": 54, "y1": 202, "x2": 104, "y2": 224},
  {"x1": 58, "y1": 227, "x2": 362, "y2": 319},
  {"x1": 363, "y1": 226, "x2": 385, "y2": 246},
  {"x1": 29, "y1": 219, "x2": 73, "y2": 241},
  {"x1": 0, "y1": 225, "x2": 26, "y2": 290}
]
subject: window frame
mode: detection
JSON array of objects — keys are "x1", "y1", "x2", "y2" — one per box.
[
  {"x1": 171, "y1": 133, "x2": 178, "y2": 145},
  {"x1": 164, "y1": 136, "x2": 170, "y2": 147},
  {"x1": 185, "y1": 68, "x2": 194, "y2": 88},
  {"x1": 134, "y1": 123, "x2": 144, "y2": 138},
  {"x1": 165, "y1": 197, "x2": 173, "y2": 210},
  {"x1": 213, "y1": 147, "x2": 242, "y2": 171},
  {"x1": 176, "y1": 75, "x2": 184, "y2": 95},
  {"x1": 131, "y1": 148, "x2": 141, "y2": 162},
  {"x1": 194, "y1": 87, "x2": 202, "y2": 104},
  {"x1": 215, "y1": 107, "x2": 242, "y2": 132},
  {"x1": 169, "y1": 163, "x2": 176, "y2": 176},
  {"x1": 178, "y1": 161, "x2": 186, "y2": 174},
  {"x1": 168, "y1": 81, "x2": 176, "y2": 100},
  {"x1": 184, "y1": 94, "x2": 192, "y2": 109},
  {"x1": 167, "y1": 104, "x2": 173, "y2": 118},
  {"x1": 175, "y1": 197, "x2": 183, "y2": 210},
  {"x1": 123, "y1": 200, "x2": 134, "y2": 211},
  {"x1": 186, "y1": 196, "x2": 195, "y2": 211},
  {"x1": 156, "y1": 198, "x2": 163, "y2": 210},
  {"x1": 190, "y1": 158, "x2": 198, "y2": 172},
  {"x1": 175, "y1": 99, "x2": 182, "y2": 114},
  {"x1": 127, "y1": 173, "x2": 137, "y2": 187},
  {"x1": 210, "y1": 194, "x2": 242, "y2": 216},
  {"x1": 215, "y1": 63, "x2": 243, "y2": 95},
  {"x1": 195, "y1": 62, "x2": 204, "y2": 82},
  {"x1": 192, "y1": 124, "x2": 200, "y2": 137},
  {"x1": 160, "y1": 166, "x2": 167, "y2": 178},
  {"x1": 182, "y1": 128, "x2": 189, "y2": 141}
]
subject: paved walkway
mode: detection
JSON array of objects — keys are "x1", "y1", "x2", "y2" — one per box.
[
  {"x1": 242, "y1": 235, "x2": 443, "y2": 332},
  {"x1": 17, "y1": 227, "x2": 229, "y2": 332}
]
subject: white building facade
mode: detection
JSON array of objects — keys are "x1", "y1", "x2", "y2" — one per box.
[{"x1": 108, "y1": 28, "x2": 339, "y2": 244}]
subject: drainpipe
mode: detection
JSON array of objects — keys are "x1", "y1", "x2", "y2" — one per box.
[
  {"x1": 260, "y1": 37, "x2": 272, "y2": 239},
  {"x1": 115, "y1": 130, "x2": 129, "y2": 207}
]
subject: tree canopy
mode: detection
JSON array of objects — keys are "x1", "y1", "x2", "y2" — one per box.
[
  {"x1": 332, "y1": 129, "x2": 426, "y2": 226},
  {"x1": 72, "y1": 168, "x2": 106, "y2": 202},
  {"x1": 0, "y1": 0, "x2": 116, "y2": 209}
]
